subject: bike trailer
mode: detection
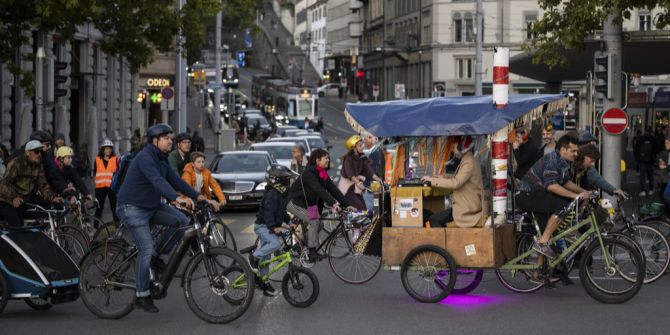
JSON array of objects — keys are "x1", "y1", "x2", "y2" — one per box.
[{"x1": 0, "y1": 229, "x2": 79, "y2": 304}]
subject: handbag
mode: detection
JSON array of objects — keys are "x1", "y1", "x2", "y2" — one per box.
[{"x1": 300, "y1": 176, "x2": 320, "y2": 220}]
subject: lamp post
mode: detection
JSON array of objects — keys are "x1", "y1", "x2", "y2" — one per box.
[{"x1": 35, "y1": 46, "x2": 46, "y2": 130}]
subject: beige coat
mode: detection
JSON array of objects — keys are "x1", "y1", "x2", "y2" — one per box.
[{"x1": 429, "y1": 152, "x2": 485, "y2": 227}]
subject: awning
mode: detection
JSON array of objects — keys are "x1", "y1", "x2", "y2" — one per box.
[{"x1": 344, "y1": 94, "x2": 568, "y2": 137}]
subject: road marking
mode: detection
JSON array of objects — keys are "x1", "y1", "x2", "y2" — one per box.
[{"x1": 241, "y1": 224, "x2": 255, "y2": 235}]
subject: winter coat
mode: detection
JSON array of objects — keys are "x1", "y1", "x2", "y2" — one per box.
[
  {"x1": 287, "y1": 164, "x2": 349, "y2": 209},
  {"x1": 181, "y1": 163, "x2": 226, "y2": 203}
]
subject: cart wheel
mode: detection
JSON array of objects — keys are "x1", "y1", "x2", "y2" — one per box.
[
  {"x1": 400, "y1": 245, "x2": 457, "y2": 303},
  {"x1": 24, "y1": 298, "x2": 52, "y2": 311},
  {"x1": 0, "y1": 272, "x2": 8, "y2": 314}
]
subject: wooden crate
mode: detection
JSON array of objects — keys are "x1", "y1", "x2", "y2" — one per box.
[{"x1": 381, "y1": 225, "x2": 516, "y2": 268}]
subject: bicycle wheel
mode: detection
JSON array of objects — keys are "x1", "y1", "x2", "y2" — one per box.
[
  {"x1": 24, "y1": 298, "x2": 52, "y2": 311},
  {"x1": 638, "y1": 220, "x2": 670, "y2": 274},
  {"x1": 400, "y1": 245, "x2": 456, "y2": 303},
  {"x1": 208, "y1": 219, "x2": 237, "y2": 251},
  {"x1": 54, "y1": 230, "x2": 88, "y2": 265},
  {"x1": 327, "y1": 229, "x2": 381, "y2": 284},
  {"x1": 281, "y1": 266, "x2": 319, "y2": 308},
  {"x1": 0, "y1": 272, "x2": 7, "y2": 313},
  {"x1": 80, "y1": 215, "x2": 106, "y2": 237},
  {"x1": 92, "y1": 222, "x2": 121, "y2": 241},
  {"x1": 495, "y1": 233, "x2": 544, "y2": 293},
  {"x1": 79, "y1": 243, "x2": 136, "y2": 319},
  {"x1": 580, "y1": 237, "x2": 644, "y2": 304},
  {"x1": 183, "y1": 246, "x2": 254, "y2": 324},
  {"x1": 58, "y1": 224, "x2": 91, "y2": 249},
  {"x1": 631, "y1": 224, "x2": 669, "y2": 283}
]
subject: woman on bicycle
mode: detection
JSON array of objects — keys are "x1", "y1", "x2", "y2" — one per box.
[
  {"x1": 181, "y1": 152, "x2": 224, "y2": 211},
  {"x1": 54, "y1": 146, "x2": 94, "y2": 203},
  {"x1": 338, "y1": 135, "x2": 381, "y2": 211},
  {"x1": 287, "y1": 148, "x2": 350, "y2": 261}
]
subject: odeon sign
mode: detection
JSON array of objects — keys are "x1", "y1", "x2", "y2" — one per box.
[{"x1": 146, "y1": 78, "x2": 171, "y2": 87}]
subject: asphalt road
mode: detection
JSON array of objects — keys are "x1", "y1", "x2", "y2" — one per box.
[{"x1": 4, "y1": 69, "x2": 669, "y2": 334}]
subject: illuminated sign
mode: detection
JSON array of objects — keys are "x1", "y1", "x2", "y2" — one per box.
[{"x1": 146, "y1": 78, "x2": 171, "y2": 87}]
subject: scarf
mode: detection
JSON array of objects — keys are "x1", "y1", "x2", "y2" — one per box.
[{"x1": 315, "y1": 165, "x2": 329, "y2": 180}]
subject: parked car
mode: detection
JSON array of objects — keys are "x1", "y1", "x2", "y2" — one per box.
[
  {"x1": 265, "y1": 136, "x2": 312, "y2": 154},
  {"x1": 317, "y1": 83, "x2": 340, "y2": 97},
  {"x1": 209, "y1": 151, "x2": 275, "y2": 208},
  {"x1": 250, "y1": 142, "x2": 295, "y2": 168}
]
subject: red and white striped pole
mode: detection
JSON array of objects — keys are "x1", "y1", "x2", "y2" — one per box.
[{"x1": 492, "y1": 47, "x2": 509, "y2": 225}]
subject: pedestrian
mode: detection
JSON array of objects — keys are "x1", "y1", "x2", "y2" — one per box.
[
  {"x1": 637, "y1": 127, "x2": 657, "y2": 196},
  {"x1": 633, "y1": 129, "x2": 642, "y2": 172},
  {"x1": 290, "y1": 145, "x2": 308, "y2": 175},
  {"x1": 252, "y1": 120, "x2": 261, "y2": 142},
  {"x1": 191, "y1": 130, "x2": 205, "y2": 153},
  {"x1": 316, "y1": 117, "x2": 324, "y2": 133},
  {"x1": 94, "y1": 139, "x2": 119, "y2": 222},
  {"x1": 168, "y1": 132, "x2": 192, "y2": 176},
  {"x1": 338, "y1": 135, "x2": 382, "y2": 211}
]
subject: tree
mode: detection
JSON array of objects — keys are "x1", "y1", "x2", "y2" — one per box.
[
  {"x1": 0, "y1": 0, "x2": 221, "y2": 94},
  {"x1": 525, "y1": 0, "x2": 670, "y2": 68}
]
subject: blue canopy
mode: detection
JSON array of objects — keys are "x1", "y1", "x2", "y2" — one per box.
[{"x1": 344, "y1": 94, "x2": 567, "y2": 137}]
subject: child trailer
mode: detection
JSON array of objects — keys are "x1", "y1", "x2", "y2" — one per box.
[{"x1": 0, "y1": 222, "x2": 80, "y2": 313}]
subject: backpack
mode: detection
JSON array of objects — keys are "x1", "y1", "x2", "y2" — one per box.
[
  {"x1": 110, "y1": 153, "x2": 135, "y2": 193},
  {"x1": 638, "y1": 138, "x2": 655, "y2": 163}
]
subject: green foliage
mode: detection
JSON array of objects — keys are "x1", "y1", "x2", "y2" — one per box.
[{"x1": 525, "y1": 0, "x2": 670, "y2": 68}]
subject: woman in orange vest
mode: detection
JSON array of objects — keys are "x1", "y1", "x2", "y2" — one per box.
[
  {"x1": 94, "y1": 139, "x2": 119, "y2": 222},
  {"x1": 181, "y1": 152, "x2": 226, "y2": 210}
]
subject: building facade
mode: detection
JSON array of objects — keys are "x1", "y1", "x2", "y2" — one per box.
[
  {"x1": 307, "y1": 0, "x2": 329, "y2": 76},
  {"x1": 326, "y1": 0, "x2": 363, "y2": 91}
]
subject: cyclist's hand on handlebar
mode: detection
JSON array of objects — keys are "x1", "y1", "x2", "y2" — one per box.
[
  {"x1": 273, "y1": 227, "x2": 289, "y2": 234},
  {"x1": 85, "y1": 194, "x2": 94, "y2": 201},
  {"x1": 331, "y1": 202, "x2": 342, "y2": 213},
  {"x1": 613, "y1": 189, "x2": 627, "y2": 199},
  {"x1": 173, "y1": 195, "x2": 195, "y2": 209},
  {"x1": 207, "y1": 199, "x2": 221, "y2": 212},
  {"x1": 12, "y1": 196, "x2": 23, "y2": 208},
  {"x1": 52, "y1": 197, "x2": 64, "y2": 204}
]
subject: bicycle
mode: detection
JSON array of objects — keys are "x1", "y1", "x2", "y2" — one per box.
[
  {"x1": 78, "y1": 202, "x2": 254, "y2": 323},
  {"x1": 237, "y1": 225, "x2": 320, "y2": 307},
  {"x1": 495, "y1": 193, "x2": 645, "y2": 304},
  {"x1": 66, "y1": 195, "x2": 106, "y2": 238},
  {"x1": 24, "y1": 203, "x2": 90, "y2": 264}
]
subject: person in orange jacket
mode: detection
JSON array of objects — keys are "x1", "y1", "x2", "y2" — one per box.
[{"x1": 181, "y1": 152, "x2": 225, "y2": 211}]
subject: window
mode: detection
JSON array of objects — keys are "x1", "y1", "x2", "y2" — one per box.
[
  {"x1": 456, "y1": 58, "x2": 474, "y2": 79},
  {"x1": 454, "y1": 14, "x2": 462, "y2": 43},
  {"x1": 524, "y1": 13, "x2": 537, "y2": 40},
  {"x1": 464, "y1": 13, "x2": 474, "y2": 42},
  {"x1": 640, "y1": 13, "x2": 652, "y2": 31}
]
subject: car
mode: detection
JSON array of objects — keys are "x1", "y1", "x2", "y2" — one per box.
[
  {"x1": 295, "y1": 131, "x2": 327, "y2": 143},
  {"x1": 275, "y1": 125, "x2": 298, "y2": 137},
  {"x1": 265, "y1": 136, "x2": 312, "y2": 154},
  {"x1": 283, "y1": 129, "x2": 306, "y2": 138},
  {"x1": 317, "y1": 83, "x2": 340, "y2": 97},
  {"x1": 242, "y1": 109, "x2": 263, "y2": 116},
  {"x1": 300, "y1": 135, "x2": 330, "y2": 151},
  {"x1": 244, "y1": 114, "x2": 273, "y2": 140},
  {"x1": 209, "y1": 151, "x2": 275, "y2": 207},
  {"x1": 250, "y1": 142, "x2": 295, "y2": 168}
]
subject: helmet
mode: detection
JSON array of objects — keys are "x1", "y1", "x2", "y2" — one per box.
[
  {"x1": 175, "y1": 132, "x2": 192, "y2": 143},
  {"x1": 100, "y1": 139, "x2": 114, "y2": 148},
  {"x1": 147, "y1": 123, "x2": 173, "y2": 142},
  {"x1": 265, "y1": 164, "x2": 298, "y2": 193},
  {"x1": 56, "y1": 146, "x2": 74, "y2": 158},
  {"x1": 345, "y1": 135, "x2": 362, "y2": 151},
  {"x1": 30, "y1": 130, "x2": 53, "y2": 143}
]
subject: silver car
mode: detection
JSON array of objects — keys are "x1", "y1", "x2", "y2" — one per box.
[{"x1": 250, "y1": 142, "x2": 295, "y2": 169}]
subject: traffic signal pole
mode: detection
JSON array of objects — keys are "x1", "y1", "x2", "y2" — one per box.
[
  {"x1": 215, "y1": 10, "x2": 223, "y2": 152},
  {"x1": 601, "y1": 13, "x2": 624, "y2": 191}
]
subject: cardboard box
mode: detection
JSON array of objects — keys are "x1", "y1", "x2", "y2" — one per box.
[
  {"x1": 382, "y1": 227, "x2": 446, "y2": 266},
  {"x1": 390, "y1": 187, "x2": 423, "y2": 227}
]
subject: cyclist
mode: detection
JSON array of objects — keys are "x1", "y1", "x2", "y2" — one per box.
[
  {"x1": 571, "y1": 144, "x2": 625, "y2": 198},
  {"x1": 93, "y1": 139, "x2": 119, "y2": 222},
  {"x1": 116, "y1": 123, "x2": 207, "y2": 313},
  {"x1": 248, "y1": 164, "x2": 297, "y2": 296},
  {"x1": 0, "y1": 140, "x2": 63, "y2": 226},
  {"x1": 181, "y1": 151, "x2": 225, "y2": 211},
  {"x1": 338, "y1": 135, "x2": 382, "y2": 211},
  {"x1": 287, "y1": 148, "x2": 350, "y2": 261},
  {"x1": 168, "y1": 132, "x2": 191, "y2": 176},
  {"x1": 54, "y1": 146, "x2": 94, "y2": 203},
  {"x1": 516, "y1": 134, "x2": 590, "y2": 259},
  {"x1": 30, "y1": 130, "x2": 69, "y2": 195}
]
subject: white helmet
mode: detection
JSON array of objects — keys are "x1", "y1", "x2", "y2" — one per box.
[{"x1": 100, "y1": 139, "x2": 114, "y2": 148}]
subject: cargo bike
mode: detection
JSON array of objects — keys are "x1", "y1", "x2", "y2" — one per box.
[{"x1": 344, "y1": 94, "x2": 645, "y2": 304}]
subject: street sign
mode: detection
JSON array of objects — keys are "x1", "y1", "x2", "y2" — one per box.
[
  {"x1": 340, "y1": 78, "x2": 347, "y2": 87},
  {"x1": 372, "y1": 85, "x2": 380, "y2": 98},
  {"x1": 394, "y1": 83, "x2": 406, "y2": 100},
  {"x1": 161, "y1": 87, "x2": 174, "y2": 100},
  {"x1": 601, "y1": 108, "x2": 628, "y2": 135}
]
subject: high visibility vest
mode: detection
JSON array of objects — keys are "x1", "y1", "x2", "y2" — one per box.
[
  {"x1": 95, "y1": 156, "x2": 118, "y2": 189},
  {"x1": 384, "y1": 151, "x2": 393, "y2": 184}
]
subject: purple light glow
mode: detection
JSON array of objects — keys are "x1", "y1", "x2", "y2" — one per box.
[{"x1": 438, "y1": 294, "x2": 511, "y2": 310}]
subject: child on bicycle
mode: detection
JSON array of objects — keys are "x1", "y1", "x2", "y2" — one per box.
[
  {"x1": 248, "y1": 164, "x2": 297, "y2": 296},
  {"x1": 54, "y1": 146, "x2": 94, "y2": 204}
]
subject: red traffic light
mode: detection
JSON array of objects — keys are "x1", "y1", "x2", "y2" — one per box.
[{"x1": 356, "y1": 70, "x2": 364, "y2": 78}]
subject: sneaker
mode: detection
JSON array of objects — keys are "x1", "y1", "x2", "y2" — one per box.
[
  {"x1": 532, "y1": 241, "x2": 557, "y2": 259},
  {"x1": 135, "y1": 296, "x2": 159, "y2": 313},
  {"x1": 639, "y1": 191, "x2": 647, "y2": 197},
  {"x1": 248, "y1": 253, "x2": 259, "y2": 271},
  {"x1": 260, "y1": 282, "x2": 279, "y2": 297}
]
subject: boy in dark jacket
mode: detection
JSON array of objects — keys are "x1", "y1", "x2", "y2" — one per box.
[{"x1": 248, "y1": 164, "x2": 297, "y2": 296}]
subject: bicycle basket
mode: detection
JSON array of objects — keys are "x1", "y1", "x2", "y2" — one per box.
[{"x1": 638, "y1": 202, "x2": 664, "y2": 218}]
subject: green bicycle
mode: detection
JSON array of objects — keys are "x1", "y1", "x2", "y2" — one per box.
[
  {"x1": 496, "y1": 193, "x2": 645, "y2": 304},
  {"x1": 233, "y1": 226, "x2": 320, "y2": 308}
]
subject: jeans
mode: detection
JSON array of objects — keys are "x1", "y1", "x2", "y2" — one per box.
[
  {"x1": 639, "y1": 162, "x2": 655, "y2": 193},
  {"x1": 116, "y1": 203, "x2": 189, "y2": 297},
  {"x1": 363, "y1": 191, "x2": 375, "y2": 217},
  {"x1": 252, "y1": 225, "x2": 281, "y2": 277}
]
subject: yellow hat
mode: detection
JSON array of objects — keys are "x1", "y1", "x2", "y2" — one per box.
[
  {"x1": 56, "y1": 146, "x2": 74, "y2": 158},
  {"x1": 345, "y1": 135, "x2": 362, "y2": 151}
]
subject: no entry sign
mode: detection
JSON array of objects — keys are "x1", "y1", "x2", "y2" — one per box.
[{"x1": 601, "y1": 108, "x2": 628, "y2": 135}]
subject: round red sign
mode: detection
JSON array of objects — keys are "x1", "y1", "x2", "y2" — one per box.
[{"x1": 601, "y1": 108, "x2": 628, "y2": 135}]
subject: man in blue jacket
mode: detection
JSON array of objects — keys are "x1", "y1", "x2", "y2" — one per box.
[{"x1": 116, "y1": 123, "x2": 206, "y2": 313}]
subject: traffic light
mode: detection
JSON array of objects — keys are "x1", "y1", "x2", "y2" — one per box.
[
  {"x1": 137, "y1": 90, "x2": 147, "y2": 108},
  {"x1": 594, "y1": 52, "x2": 614, "y2": 100},
  {"x1": 54, "y1": 61, "x2": 68, "y2": 98}
]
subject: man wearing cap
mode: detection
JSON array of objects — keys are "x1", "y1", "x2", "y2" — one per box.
[{"x1": 0, "y1": 141, "x2": 63, "y2": 226}]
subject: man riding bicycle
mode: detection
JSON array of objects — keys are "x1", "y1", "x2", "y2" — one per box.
[{"x1": 116, "y1": 123, "x2": 207, "y2": 314}]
